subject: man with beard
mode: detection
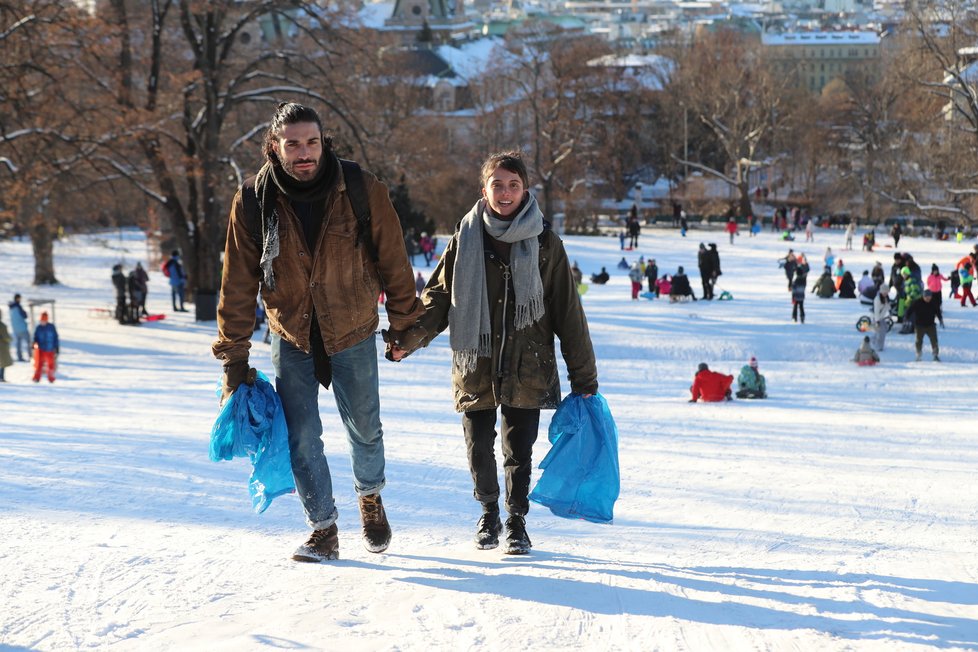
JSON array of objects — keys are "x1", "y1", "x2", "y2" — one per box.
[{"x1": 213, "y1": 103, "x2": 423, "y2": 563}]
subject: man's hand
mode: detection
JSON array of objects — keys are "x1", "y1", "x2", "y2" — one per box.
[
  {"x1": 222, "y1": 360, "x2": 257, "y2": 404},
  {"x1": 382, "y1": 326, "x2": 427, "y2": 362}
]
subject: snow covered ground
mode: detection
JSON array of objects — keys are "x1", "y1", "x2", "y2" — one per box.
[{"x1": 1, "y1": 224, "x2": 976, "y2": 651}]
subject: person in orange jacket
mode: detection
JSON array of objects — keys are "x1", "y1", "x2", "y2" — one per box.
[{"x1": 689, "y1": 363, "x2": 733, "y2": 402}]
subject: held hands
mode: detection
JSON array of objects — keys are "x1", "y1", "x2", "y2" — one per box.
[
  {"x1": 382, "y1": 325, "x2": 428, "y2": 362},
  {"x1": 221, "y1": 360, "x2": 257, "y2": 404}
]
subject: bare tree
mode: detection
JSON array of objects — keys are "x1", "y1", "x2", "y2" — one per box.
[
  {"x1": 669, "y1": 30, "x2": 798, "y2": 218},
  {"x1": 895, "y1": 0, "x2": 978, "y2": 224}
]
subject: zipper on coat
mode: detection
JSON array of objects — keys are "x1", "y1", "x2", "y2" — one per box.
[{"x1": 496, "y1": 262, "x2": 511, "y2": 379}]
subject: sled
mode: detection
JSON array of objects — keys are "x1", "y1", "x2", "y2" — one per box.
[
  {"x1": 856, "y1": 315, "x2": 892, "y2": 333},
  {"x1": 145, "y1": 314, "x2": 166, "y2": 322},
  {"x1": 639, "y1": 291, "x2": 656, "y2": 300},
  {"x1": 87, "y1": 307, "x2": 113, "y2": 319},
  {"x1": 577, "y1": 283, "x2": 589, "y2": 296}
]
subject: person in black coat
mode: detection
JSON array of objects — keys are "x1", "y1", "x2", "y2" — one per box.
[
  {"x1": 838, "y1": 271, "x2": 857, "y2": 298},
  {"x1": 591, "y1": 267, "x2": 609, "y2": 284},
  {"x1": 112, "y1": 264, "x2": 128, "y2": 324},
  {"x1": 913, "y1": 290, "x2": 943, "y2": 361},
  {"x1": 670, "y1": 266, "x2": 697, "y2": 302},
  {"x1": 697, "y1": 243, "x2": 714, "y2": 299},
  {"x1": 644, "y1": 258, "x2": 658, "y2": 293}
]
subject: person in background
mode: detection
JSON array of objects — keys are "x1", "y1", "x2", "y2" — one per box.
[
  {"x1": 926, "y1": 264, "x2": 947, "y2": 313},
  {"x1": 725, "y1": 217, "x2": 739, "y2": 244},
  {"x1": 873, "y1": 285, "x2": 891, "y2": 352},
  {"x1": 570, "y1": 261, "x2": 583, "y2": 286},
  {"x1": 32, "y1": 311, "x2": 59, "y2": 383},
  {"x1": 853, "y1": 336, "x2": 880, "y2": 366},
  {"x1": 164, "y1": 250, "x2": 188, "y2": 312},
  {"x1": 669, "y1": 266, "x2": 697, "y2": 302},
  {"x1": 690, "y1": 363, "x2": 733, "y2": 402},
  {"x1": 8, "y1": 294, "x2": 30, "y2": 362},
  {"x1": 127, "y1": 266, "x2": 144, "y2": 324},
  {"x1": 736, "y1": 356, "x2": 767, "y2": 399},
  {"x1": 388, "y1": 150, "x2": 598, "y2": 556},
  {"x1": 791, "y1": 269, "x2": 807, "y2": 323},
  {"x1": 415, "y1": 271, "x2": 426, "y2": 297},
  {"x1": 0, "y1": 308, "x2": 12, "y2": 382},
  {"x1": 134, "y1": 262, "x2": 150, "y2": 317},
  {"x1": 591, "y1": 267, "x2": 609, "y2": 285},
  {"x1": 112, "y1": 264, "x2": 129, "y2": 324},
  {"x1": 628, "y1": 261, "x2": 644, "y2": 300},
  {"x1": 913, "y1": 290, "x2": 943, "y2": 362},
  {"x1": 644, "y1": 258, "x2": 658, "y2": 294}
]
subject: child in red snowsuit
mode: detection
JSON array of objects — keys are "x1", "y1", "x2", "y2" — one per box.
[{"x1": 689, "y1": 363, "x2": 733, "y2": 402}]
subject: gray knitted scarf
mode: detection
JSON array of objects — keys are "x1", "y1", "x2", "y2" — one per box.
[{"x1": 450, "y1": 194, "x2": 544, "y2": 375}]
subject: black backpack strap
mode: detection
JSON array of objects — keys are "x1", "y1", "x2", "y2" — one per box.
[
  {"x1": 241, "y1": 163, "x2": 377, "y2": 263},
  {"x1": 240, "y1": 183, "x2": 262, "y2": 250},
  {"x1": 340, "y1": 159, "x2": 378, "y2": 263}
]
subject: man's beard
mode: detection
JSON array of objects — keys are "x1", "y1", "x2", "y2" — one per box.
[{"x1": 283, "y1": 157, "x2": 320, "y2": 181}]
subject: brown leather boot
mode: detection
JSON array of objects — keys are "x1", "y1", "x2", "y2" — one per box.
[{"x1": 359, "y1": 494, "x2": 392, "y2": 553}]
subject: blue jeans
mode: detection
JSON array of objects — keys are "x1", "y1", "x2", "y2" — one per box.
[
  {"x1": 271, "y1": 333, "x2": 386, "y2": 530},
  {"x1": 13, "y1": 330, "x2": 30, "y2": 361},
  {"x1": 171, "y1": 282, "x2": 185, "y2": 310}
]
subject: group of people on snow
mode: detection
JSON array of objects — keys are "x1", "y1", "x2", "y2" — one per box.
[
  {"x1": 689, "y1": 357, "x2": 767, "y2": 402},
  {"x1": 0, "y1": 294, "x2": 59, "y2": 383}
]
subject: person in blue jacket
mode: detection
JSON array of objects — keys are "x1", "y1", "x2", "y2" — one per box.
[
  {"x1": 164, "y1": 250, "x2": 188, "y2": 312},
  {"x1": 32, "y1": 311, "x2": 59, "y2": 383},
  {"x1": 8, "y1": 293, "x2": 30, "y2": 361}
]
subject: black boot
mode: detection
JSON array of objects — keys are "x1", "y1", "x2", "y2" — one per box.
[
  {"x1": 475, "y1": 503, "x2": 502, "y2": 550},
  {"x1": 503, "y1": 513, "x2": 532, "y2": 555}
]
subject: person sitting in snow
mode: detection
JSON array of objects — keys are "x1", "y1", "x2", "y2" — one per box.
[
  {"x1": 853, "y1": 335, "x2": 880, "y2": 366},
  {"x1": 689, "y1": 363, "x2": 733, "y2": 402},
  {"x1": 811, "y1": 266, "x2": 837, "y2": 298},
  {"x1": 655, "y1": 274, "x2": 672, "y2": 297},
  {"x1": 590, "y1": 267, "x2": 610, "y2": 285},
  {"x1": 616, "y1": 256, "x2": 629, "y2": 270},
  {"x1": 735, "y1": 356, "x2": 767, "y2": 399},
  {"x1": 838, "y1": 270, "x2": 857, "y2": 299},
  {"x1": 670, "y1": 266, "x2": 697, "y2": 302}
]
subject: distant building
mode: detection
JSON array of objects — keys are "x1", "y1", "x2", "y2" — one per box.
[
  {"x1": 762, "y1": 31, "x2": 882, "y2": 93},
  {"x1": 384, "y1": 0, "x2": 476, "y2": 45}
]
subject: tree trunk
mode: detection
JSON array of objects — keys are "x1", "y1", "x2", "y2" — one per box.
[
  {"x1": 864, "y1": 145, "x2": 876, "y2": 223},
  {"x1": 29, "y1": 203, "x2": 59, "y2": 286}
]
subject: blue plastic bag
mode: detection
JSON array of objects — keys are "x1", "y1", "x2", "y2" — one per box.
[
  {"x1": 210, "y1": 371, "x2": 294, "y2": 513},
  {"x1": 529, "y1": 392, "x2": 620, "y2": 523}
]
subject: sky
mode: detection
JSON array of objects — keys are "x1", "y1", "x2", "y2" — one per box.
[{"x1": 1, "y1": 222, "x2": 976, "y2": 651}]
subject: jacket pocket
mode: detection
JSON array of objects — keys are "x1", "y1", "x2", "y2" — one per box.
[{"x1": 515, "y1": 339, "x2": 557, "y2": 391}]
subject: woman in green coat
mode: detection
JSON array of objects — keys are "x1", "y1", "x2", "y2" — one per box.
[{"x1": 389, "y1": 151, "x2": 599, "y2": 555}]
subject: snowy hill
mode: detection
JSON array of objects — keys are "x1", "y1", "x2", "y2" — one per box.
[{"x1": 1, "y1": 225, "x2": 976, "y2": 651}]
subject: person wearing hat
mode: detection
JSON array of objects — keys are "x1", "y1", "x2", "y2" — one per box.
[
  {"x1": 853, "y1": 335, "x2": 880, "y2": 366},
  {"x1": 736, "y1": 356, "x2": 767, "y2": 399},
  {"x1": 913, "y1": 289, "x2": 943, "y2": 362},
  {"x1": 31, "y1": 311, "x2": 59, "y2": 383},
  {"x1": 899, "y1": 266, "x2": 923, "y2": 332},
  {"x1": 689, "y1": 363, "x2": 733, "y2": 402}
]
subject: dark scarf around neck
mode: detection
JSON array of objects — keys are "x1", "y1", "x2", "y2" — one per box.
[{"x1": 252, "y1": 151, "x2": 340, "y2": 291}]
